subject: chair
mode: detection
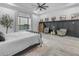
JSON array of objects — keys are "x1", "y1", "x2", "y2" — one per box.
[{"x1": 57, "y1": 29, "x2": 67, "y2": 36}]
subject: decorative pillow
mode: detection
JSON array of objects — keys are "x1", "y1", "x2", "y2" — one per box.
[{"x1": 0, "y1": 32, "x2": 5, "y2": 41}]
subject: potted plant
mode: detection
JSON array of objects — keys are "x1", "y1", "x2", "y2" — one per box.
[{"x1": 0, "y1": 14, "x2": 13, "y2": 34}]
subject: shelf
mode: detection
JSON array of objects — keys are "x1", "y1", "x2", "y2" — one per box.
[{"x1": 39, "y1": 19, "x2": 79, "y2": 23}]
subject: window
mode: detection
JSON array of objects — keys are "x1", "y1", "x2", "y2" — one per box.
[{"x1": 18, "y1": 16, "x2": 31, "y2": 30}]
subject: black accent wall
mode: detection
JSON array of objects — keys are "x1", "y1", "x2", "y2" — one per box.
[{"x1": 44, "y1": 20, "x2": 79, "y2": 37}]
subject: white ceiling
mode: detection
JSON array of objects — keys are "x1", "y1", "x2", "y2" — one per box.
[{"x1": 0, "y1": 3, "x2": 79, "y2": 15}]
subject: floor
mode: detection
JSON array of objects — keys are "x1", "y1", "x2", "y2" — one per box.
[{"x1": 15, "y1": 34, "x2": 79, "y2": 56}]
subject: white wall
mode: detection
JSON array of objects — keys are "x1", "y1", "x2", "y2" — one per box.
[
  {"x1": 0, "y1": 7, "x2": 17, "y2": 34},
  {"x1": 0, "y1": 7, "x2": 31, "y2": 34},
  {"x1": 0, "y1": 6, "x2": 40, "y2": 33},
  {"x1": 40, "y1": 6, "x2": 79, "y2": 21},
  {"x1": 17, "y1": 13, "x2": 40, "y2": 32}
]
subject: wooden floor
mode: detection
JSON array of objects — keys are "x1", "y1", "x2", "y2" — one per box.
[{"x1": 15, "y1": 34, "x2": 79, "y2": 56}]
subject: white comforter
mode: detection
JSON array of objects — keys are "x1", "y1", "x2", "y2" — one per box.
[{"x1": 0, "y1": 31, "x2": 42, "y2": 56}]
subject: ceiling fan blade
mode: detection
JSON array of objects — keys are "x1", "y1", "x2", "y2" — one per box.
[
  {"x1": 41, "y1": 7, "x2": 46, "y2": 10},
  {"x1": 41, "y1": 3, "x2": 46, "y2": 6}
]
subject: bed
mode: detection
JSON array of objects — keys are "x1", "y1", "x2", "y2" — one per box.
[{"x1": 0, "y1": 31, "x2": 42, "y2": 56}]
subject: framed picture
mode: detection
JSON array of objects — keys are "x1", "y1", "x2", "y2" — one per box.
[
  {"x1": 59, "y1": 15, "x2": 66, "y2": 20},
  {"x1": 51, "y1": 17, "x2": 56, "y2": 21},
  {"x1": 71, "y1": 15, "x2": 78, "y2": 20},
  {"x1": 71, "y1": 13, "x2": 79, "y2": 20}
]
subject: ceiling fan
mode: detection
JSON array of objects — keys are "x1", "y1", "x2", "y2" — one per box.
[{"x1": 32, "y1": 3, "x2": 48, "y2": 11}]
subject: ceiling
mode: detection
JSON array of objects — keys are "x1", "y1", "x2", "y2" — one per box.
[{"x1": 0, "y1": 3, "x2": 79, "y2": 15}]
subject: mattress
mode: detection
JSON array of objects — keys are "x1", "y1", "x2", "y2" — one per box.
[{"x1": 0, "y1": 31, "x2": 42, "y2": 56}]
